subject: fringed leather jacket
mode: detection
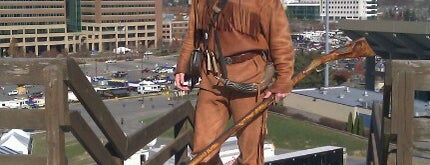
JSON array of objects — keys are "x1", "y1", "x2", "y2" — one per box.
[{"x1": 176, "y1": 0, "x2": 295, "y2": 94}]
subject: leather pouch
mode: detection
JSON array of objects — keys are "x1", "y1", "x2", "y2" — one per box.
[{"x1": 186, "y1": 49, "x2": 203, "y2": 89}]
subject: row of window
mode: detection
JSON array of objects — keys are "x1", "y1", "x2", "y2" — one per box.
[
  {"x1": 81, "y1": 5, "x2": 95, "y2": 7},
  {"x1": 82, "y1": 25, "x2": 154, "y2": 31},
  {"x1": 0, "y1": 28, "x2": 66, "y2": 35},
  {"x1": 102, "y1": 0, "x2": 154, "y2": 1},
  {"x1": 2, "y1": 0, "x2": 62, "y2": 1},
  {"x1": 322, "y1": 11, "x2": 360, "y2": 14},
  {"x1": 101, "y1": 19, "x2": 155, "y2": 23},
  {"x1": 101, "y1": 4, "x2": 155, "y2": 8},
  {"x1": 101, "y1": 11, "x2": 155, "y2": 15},
  {"x1": 322, "y1": 6, "x2": 360, "y2": 9},
  {"x1": 1, "y1": 13, "x2": 64, "y2": 17},
  {"x1": 0, "y1": 5, "x2": 63, "y2": 9},
  {"x1": 0, "y1": 21, "x2": 64, "y2": 26},
  {"x1": 322, "y1": 1, "x2": 360, "y2": 4},
  {"x1": 82, "y1": 12, "x2": 95, "y2": 15}
]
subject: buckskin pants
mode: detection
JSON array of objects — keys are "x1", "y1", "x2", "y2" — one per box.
[{"x1": 192, "y1": 87, "x2": 267, "y2": 165}]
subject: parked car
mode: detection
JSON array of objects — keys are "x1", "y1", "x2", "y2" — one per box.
[
  {"x1": 105, "y1": 60, "x2": 117, "y2": 64},
  {"x1": 111, "y1": 71, "x2": 128, "y2": 78},
  {"x1": 8, "y1": 90, "x2": 18, "y2": 96},
  {"x1": 141, "y1": 68, "x2": 150, "y2": 73},
  {"x1": 125, "y1": 57, "x2": 134, "y2": 61},
  {"x1": 28, "y1": 91, "x2": 43, "y2": 99}
]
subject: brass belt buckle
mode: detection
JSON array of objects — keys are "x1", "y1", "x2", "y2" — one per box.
[{"x1": 224, "y1": 57, "x2": 233, "y2": 65}]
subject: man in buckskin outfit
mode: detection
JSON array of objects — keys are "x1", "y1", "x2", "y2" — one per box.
[{"x1": 174, "y1": 0, "x2": 295, "y2": 164}]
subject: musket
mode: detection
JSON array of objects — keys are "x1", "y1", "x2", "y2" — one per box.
[{"x1": 189, "y1": 37, "x2": 376, "y2": 164}]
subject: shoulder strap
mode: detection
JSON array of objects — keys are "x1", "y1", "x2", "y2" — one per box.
[{"x1": 211, "y1": 0, "x2": 229, "y2": 78}]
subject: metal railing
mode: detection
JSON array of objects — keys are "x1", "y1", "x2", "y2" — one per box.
[{"x1": 0, "y1": 58, "x2": 194, "y2": 165}]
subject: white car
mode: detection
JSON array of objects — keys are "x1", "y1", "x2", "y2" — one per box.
[
  {"x1": 105, "y1": 60, "x2": 117, "y2": 64},
  {"x1": 8, "y1": 90, "x2": 18, "y2": 96}
]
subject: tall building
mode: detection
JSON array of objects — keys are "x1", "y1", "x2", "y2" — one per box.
[
  {"x1": 0, "y1": 0, "x2": 71, "y2": 56},
  {"x1": 0, "y1": 0, "x2": 162, "y2": 56},
  {"x1": 320, "y1": 0, "x2": 378, "y2": 21},
  {"x1": 80, "y1": 0, "x2": 163, "y2": 53},
  {"x1": 285, "y1": 0, "x2": 378, "y2": 21}
]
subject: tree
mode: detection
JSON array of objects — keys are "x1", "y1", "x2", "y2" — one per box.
[
  {"x1": 7, "y1": 38, "x2": 24, "y2": 57},
  {"x1": 346, "y1": 112, "x2": 353, "y2": 133},
  {"x1": 332, "y1": 70, "x2": 351, "y2": 85},
  {"x1": 358, "y1": 115, "x2": 365, "y2": 136},
  {"x1": 294, "y1": 51, "x2": 325, "y2": 88},
  {"x1": 353, "y1": 112, "x2": 360, "y2": 135}
]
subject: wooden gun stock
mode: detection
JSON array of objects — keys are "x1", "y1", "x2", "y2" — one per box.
[{"x1": 190, "y1": 37, "x2": 376, "y2": 165}]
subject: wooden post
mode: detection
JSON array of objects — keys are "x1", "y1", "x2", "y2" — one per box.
[{"x1": 43, "y1": 65, "x2": 68, "y2": 165}]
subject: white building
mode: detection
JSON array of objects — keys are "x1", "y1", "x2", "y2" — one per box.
[
  {"x1": 0, "y1": 129, "x2": 30, "y2": 155},
  {"x1": 320, "y1": 0, "x2": 378, "y2": 21},
  {"x1": 285, "y1": 0, "x2": 377, "y2": 21}
]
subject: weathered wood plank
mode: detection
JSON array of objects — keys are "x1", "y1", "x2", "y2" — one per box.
[
  {"x1": 413, "y1": 73, "x2": 430, "y2": 91},
  {"x1": 0, "y1": 155, "x2": 47, "y2": 165},
  {"x1": 391, "y1": 71, "x2": 402, "y2": 134},
  {"x1": 371, "y1": 133, "x2": 380, "y2": 165},
  {"x1": 402, "y1": 72, "x2": 414, "y2": 165},
  {"x1": 0, "y1": 58, "x2": 66, "y2": 85},
  {"x1": 65, "y1": 58, "x2": 127, "y2": 157},
  {"x1": 127, "y1": 101, "x2": 194, "y2": 157},
  {"x1": 0, "y1": 110, "x2": 46, "y2": 129},
  {"x1": 145, "y1": 130, "x2": 193, "y2": 165},
  {"x1": 390, "y1": 60, "x2": 430, "y2": 74},
  {"x1": 413, "y1": 118, "x2": 430, "y2": 142},
  {"x1": 69, "y1": 111, "x2": 121, "y2": 165},
  {"x1": 43, "y1": 65, "x2": 67, "y2": 165}
]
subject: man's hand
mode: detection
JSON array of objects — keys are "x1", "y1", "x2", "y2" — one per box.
[
  {"x1": 263, "y1": 91, "x2": 289, "y2": 102},
  {"x1": 175, "y1": 73, "x2": 190, "y2": 91}
]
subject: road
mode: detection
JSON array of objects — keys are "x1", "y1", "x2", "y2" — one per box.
[
  {"x1": 67, "y1": 93, "x2": 197, "y2": 140},
  {"x1": 80, "y1": 55, "x2": 178, "y2": 82}
]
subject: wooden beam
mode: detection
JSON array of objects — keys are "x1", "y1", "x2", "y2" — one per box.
[
  {"x1": 43, "y1": 65, "x2": 67, "y2": 165},
  {"x1": 0, "y1": 155, "x2": 46, "y2": 165},
  {"x1": 69, "y1": 111, "x2": 121, "y2": 165},
  {"x1": 65, "y1": 58, "x2": 127, "y2": 157},
  {"x1": 145, "y1": 130, "x2": 193, "y2": 165},
  {"x1": 402, "y1": 72, "x2": 414, "y2": 165},
  {"x1": 127, "y1": 101, "x2": 194, "y2": 157},
  {"x1": 0, "y1": 110, "x2": 46, "y2": 129}
]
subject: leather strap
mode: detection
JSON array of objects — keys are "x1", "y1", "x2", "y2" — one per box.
[
  {"x1": 209, "y1": 0, "x2": 229, "y2": 78},
  {"x1": 224, "y1": 51, "x2": 262, "y2": 65}
]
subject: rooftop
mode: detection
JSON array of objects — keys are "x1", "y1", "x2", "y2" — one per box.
[{"x1": 293, "y1": 86, "x2": 430, "y2": 117}]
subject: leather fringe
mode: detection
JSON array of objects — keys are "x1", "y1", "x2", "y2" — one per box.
[{"x1": 196, "y1": 1, "x2": 261, "y2": 39}]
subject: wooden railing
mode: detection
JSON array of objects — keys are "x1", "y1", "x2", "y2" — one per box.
[
  {"x1": 0, "y1": 58, "x2": 194, "y2": 165},
  {"x1": 367, "y1": 60, "x2": 430, "y2": 165}
]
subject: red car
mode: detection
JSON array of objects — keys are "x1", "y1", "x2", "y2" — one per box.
[{"x1": 141, "y1": 68, "x2": 150, "y2": 73}]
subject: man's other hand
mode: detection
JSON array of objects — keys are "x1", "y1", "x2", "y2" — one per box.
[
  {"x1": 175, "y1": 73, "x2": 190, "y2": 91},
  {"x1": 263, "y1": 91, "x2": 289, "y2": 102}
]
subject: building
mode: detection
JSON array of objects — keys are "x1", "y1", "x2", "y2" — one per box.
[
  {"x1": 0, "y1": 0, "x2": 71, "y2": 56},
  {"x1": 0, "y1": 0, "x2": 162, "y2": 57},
  {"x1": 0, "y1": 129, "x2": 30, "y2": 155},
  {"x1": 320, "y1": 0, "x2": 378, "y2": 21},
  {"x1": 80, "y1": 0, "x2": 163, "y2": 53},
  {"x1": 284, "y1": 0, "x2": 377, "y2": 21},
  {"x1": 286, "y1": 3, "x2": 320, "y2": 20},
  {"x1": 162, "y1": 14, "x2": 189, "y2": 44}
]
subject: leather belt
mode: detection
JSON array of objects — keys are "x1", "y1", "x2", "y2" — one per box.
[{"x1": 224, "y1": 50, "x2": 262, "y2": 65}]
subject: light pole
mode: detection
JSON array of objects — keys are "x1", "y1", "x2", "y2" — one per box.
[{"x1": 324, "y1": 0, "x2": 330, "y2": 87}]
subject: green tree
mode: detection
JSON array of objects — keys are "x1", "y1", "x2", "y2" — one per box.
[
  {"x1": 353, "y1": 112, "x2": 359, "y2": 135},
  {"x1": 358, "y1": 115, "x2": 365, "y2": 136},
  {"x1": 294, "y1": 51, "x2": 325, "y2": 88},
  {"x1": 346, "y1": 112, "x2": 353, "y2": 133}
]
